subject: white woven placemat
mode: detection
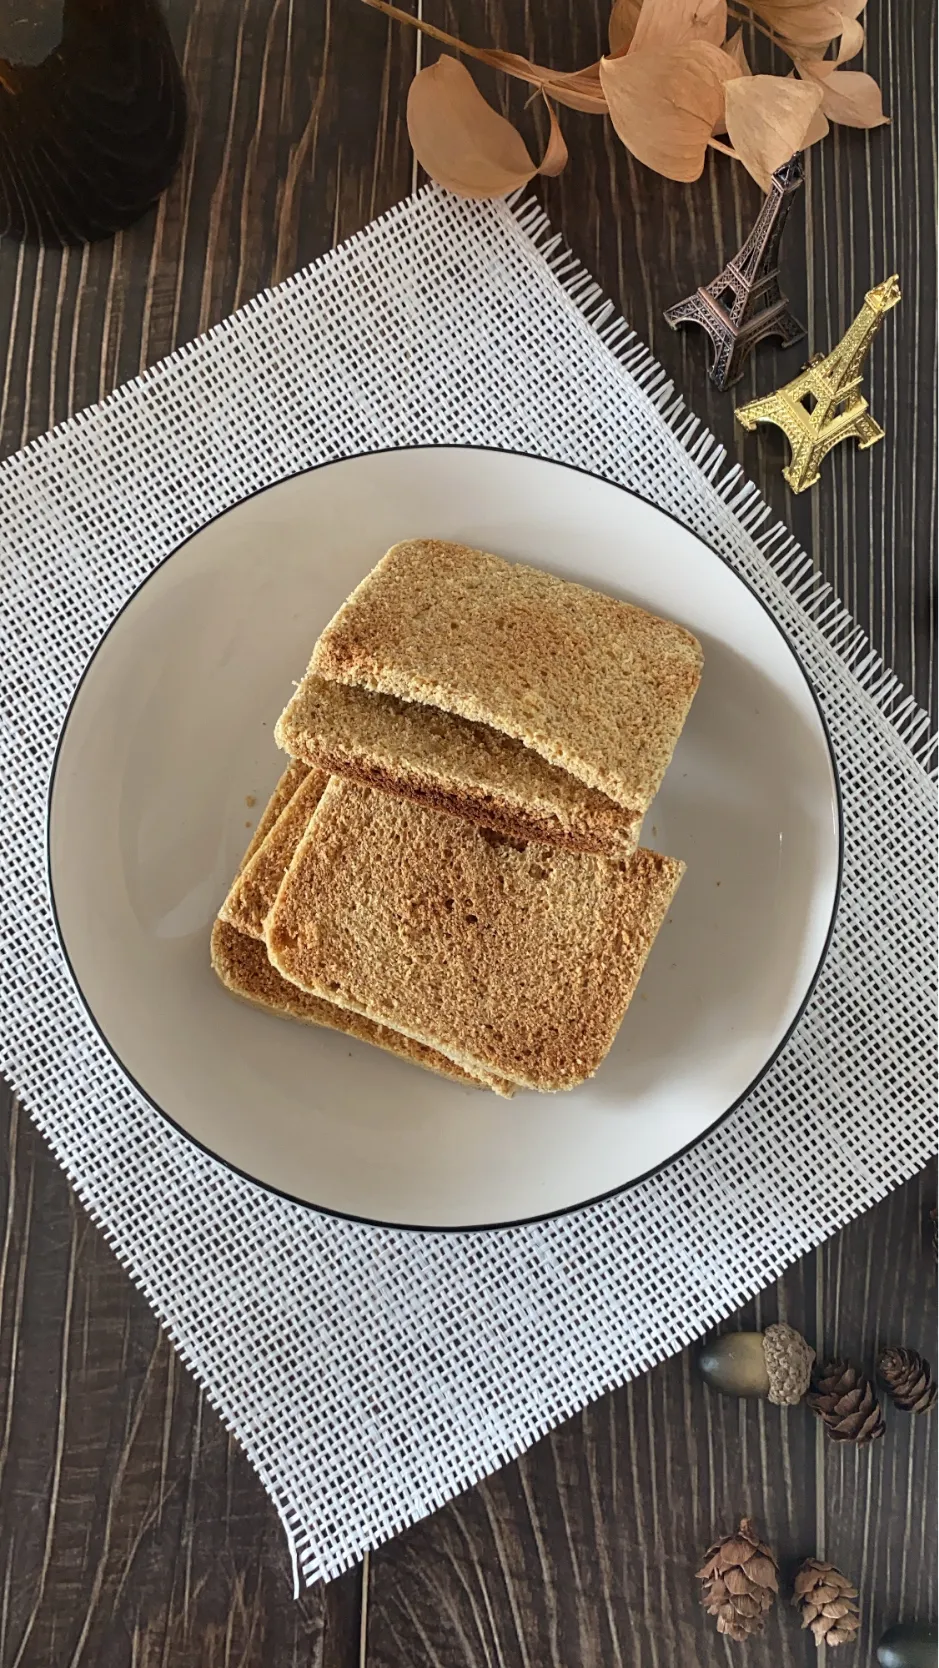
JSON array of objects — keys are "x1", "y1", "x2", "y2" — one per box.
[{"x1": 1, "y1": 186, "x2": 934, "y2": 1589}]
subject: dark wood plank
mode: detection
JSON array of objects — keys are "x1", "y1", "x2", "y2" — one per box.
[
  {"x1": 365, "y1": 1172, "x2": 938, "y2": 1667},
  {"x1": 0, "y1": 0, "x2": 416, "y2": 459},
  {"x1": 0, "y1": 0, "x2": 414, "y2": 1660},
  {"x1": 0, "y1": 0, "x2": 934, "y2": 1661},
  {"x1": 0, "y1": 1091, "x2": 362, "y2": 1668},
  {"x1": 359, "y1": 0, "x2": 936, "y2": 1661},
  {"x1": 419, "y1": 0, "x2": 934, "y2": 718},
  {"x1": 818, "y1": 1165, "x2": 938, "y2": 1647}
]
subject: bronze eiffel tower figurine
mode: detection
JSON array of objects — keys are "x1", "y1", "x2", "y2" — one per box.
[
  {"x1": 735, "y1": 275, "x2": 901, "y2": 492},
  {"x1": 664, "y1": 155, "x2": 806, "y2": 391}
]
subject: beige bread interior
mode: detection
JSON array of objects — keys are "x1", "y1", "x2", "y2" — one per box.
[
  {"x1": 275, "y1": 674, "x2": 642, "y2": 858},
  {"x1": 215, "y1": 770, "x2": 514, "y2": 1095},
  {"x1": 266, "y1": 778, "x2": 685, "y2": 1093},
  {"x1": 309, "y1": 538, "x2": 703, "y2": 816}
]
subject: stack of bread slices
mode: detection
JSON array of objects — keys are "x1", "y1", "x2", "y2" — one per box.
[{"x1": 212, "y1": 539, "x2": 702, "y2": 1096}]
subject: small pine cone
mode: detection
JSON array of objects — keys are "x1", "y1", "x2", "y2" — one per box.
[
  {"x1": 793, "y1": 1558, "x2": 861, "y2": 1648},
  {"x1": 696, "y1": 1517, "x2": 778, "y2": 1641},
  {"x1": 808, "y1": 1360, "x2": 886, "y2": 1443},
  {"x1": 878, "y1": 1347, "x2": 938, "y2": 1413}
]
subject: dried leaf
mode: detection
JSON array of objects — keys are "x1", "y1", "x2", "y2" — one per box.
[
  {"x1": 724, "y1": 73, "x2": 824, "y2": 187},
  {"x1": 833, "y1": 16, "x2": 865, "y2": 60},
  {"x1": 712, "y1": 27, "x2": 749, "y2": 131},
  {"x1": 724, "y1": 26, "x2": 752, "y2": 72},
  {"x1": 802, "y1": 97, "x2": 831, "y2": 142},
  {"x1": 538, "y1": 63, "x2": 608, "y2": 114},
  {"x1": 630, "y1": 0, "x2": 728, "y2": 53},
  {"x1": 800, "y1": 64, "x2": 888, "y2": 124},
  {"x1": 537, "y1": 98, "x2": 569, "y2": 173},
  {"x1": 600, "y1": 41, "x2": 735, "y2": 179},
  {"x1": 609, "y1": 0, "x2": 643, "y2": 53},
  {"x1": 749, "y1": 0, "x2": 846, "y2": 47},
  {"x1": 406, "y1": 57, "x2": 567, "y2": 198}
]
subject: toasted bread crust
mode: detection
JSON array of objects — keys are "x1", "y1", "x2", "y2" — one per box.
[
  {"x1": 310, "y1": 539, "x2": 702, "y2": 813},
  {"x1": 276, "y1": 677, "x2": 641, "y2": 858}
]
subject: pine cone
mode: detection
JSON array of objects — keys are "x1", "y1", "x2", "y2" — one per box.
[
  {"x1": 696, "y1": 1517, "x2": 778, "y2": 1640},
  {"x1": 878, "y1": 1347, "x2": 937, "y2": 1413},
  {"x1": 808, "y1": 1360, "x2": 886, "y2": 1443},
  {"x1": 793, "y1": 1558, "x2": 861, "y2": 1647}
]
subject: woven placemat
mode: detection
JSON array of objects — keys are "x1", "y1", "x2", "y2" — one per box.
[{"x1": 0, "y1": 186, "x2": 934, "y2": 1588}]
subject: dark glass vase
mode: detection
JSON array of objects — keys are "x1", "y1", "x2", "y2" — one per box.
[{"x1": 0, "y1": 0, "x2": 187, "y2": 245}]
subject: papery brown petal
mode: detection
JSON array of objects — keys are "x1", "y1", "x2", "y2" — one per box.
[
  {"x1": 541, "y1": 62, "x2": 608, "y2": 113},
  {"x1": 725, "y1": 27, "x2": 752, "y2": 71},
  {"x1": 600, "y1": 41, "x2": 734, "y2": 180},
  {"x1": 751, "y1": 0, "x2": 845, "y2": 46},
  {"x1": 630, "y1": 0, "x2": 728, "y2": 54},
  {"x1": 406, "y1": 56, "x2": 538, "y2": 199},
  {"x1": 712, "y1": 30, "x2": 749, "y2": 132},
  {"x1": 802, "y1": 95, "x2": 831, "y2": 143},
  {"x1": 537, "y1": 97, "x2": 569, "y2": 174},
  {"x1": 816, "y1": 67, "x2": 888, "y2": 124},
  {"x1": 609, "y1": 0, "x2": 643, "y2": 53},
  {"x1": 724, "y1": 73, "x2": 824, "y2": 187},
  {"x1": 834, "y1": 15, "x2": 865, "y2": 59},
  {"x1": 722, "y1": 1536, "x2": 758, "y2": 1562}
]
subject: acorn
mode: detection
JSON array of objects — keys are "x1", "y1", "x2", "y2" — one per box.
[
  {"x1": 698, "y1": 1323, "x2": 815, "y2": 1405},
  {"x1": 876, "y1": 1621, "x2": 938, "y2": 1668}
]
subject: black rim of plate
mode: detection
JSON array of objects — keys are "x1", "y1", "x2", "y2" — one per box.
[{"x1": 46, "y1": 444, "x2": 845, "y2": 1234}]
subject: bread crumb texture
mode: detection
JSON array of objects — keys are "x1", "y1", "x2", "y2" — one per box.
[
  {"x1": 266, "y1": 779, "x2": 684, "y2": 1092},
  {"x1": 310, "y1": 539, "x2": 702, "y2": 813},
  {"x1": 210, "y1": 919, "x2": 508, "y2": 1091}
]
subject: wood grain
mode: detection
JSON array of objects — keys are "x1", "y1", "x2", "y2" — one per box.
[
  {"x1": 365, "y1": 1174, "x2": 937, "y2": 1668},
  {"x1": 0, "y1": 0, "x2": 935, "y2": 1662}
]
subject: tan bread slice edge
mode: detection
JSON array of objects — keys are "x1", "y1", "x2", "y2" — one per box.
[
  {"x1": 214, "y1": 777, "x2": 514, "y2": 1095},
  {"x1": 211, "y1": 920, "x2": 508, "y2": 1092}
]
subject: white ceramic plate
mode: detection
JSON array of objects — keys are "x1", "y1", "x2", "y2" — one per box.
[{"x1": 48, "y1": 447, "x2": 841, "y2": 1229}]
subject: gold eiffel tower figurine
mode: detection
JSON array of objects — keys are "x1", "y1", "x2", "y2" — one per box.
[{"x1": 735, "y1": 276, "x2": 901, "y2": 492}]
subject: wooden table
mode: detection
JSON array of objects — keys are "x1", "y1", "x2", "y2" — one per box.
[{"x1": 0, "y1": 3, "x2": 935, "y2": 1664}]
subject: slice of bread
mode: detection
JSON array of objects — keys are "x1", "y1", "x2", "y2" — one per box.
[
  {"x1": 215, "y1": 770, "x2": 514, "y2": 1095},
  {"x1": 241, "y1": 758, "x2": 309, "y2": 867},
  {"x1": 220, "y1": 766, "x2": 330, "y2": 939},
  {"x1": 211, "y1": 919, "x2": 493, "y2": 1090},
  {"x1": 266, "y1": 779, "x2": 684, "y2": 1092},
  {"x1": 275, "y1": 674, "x2": 642, "y2": 858},
  {"x1": 309, "y1": 539, "x2": 703, "y2": 815}
]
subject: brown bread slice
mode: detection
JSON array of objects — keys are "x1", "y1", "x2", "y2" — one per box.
[
  {"x1": 266, "y1": 779, "x2": 685, "y2": 1093},
  {"x1": 215, "y1": 770, "x2": 513, "y2": 1094},
  {"x1": 211, "y1": 919, "x2": 492, "y2": 1090},
  {"x1": 309, "y1": 539, "x2": 703, "y2": 815},
  {"x1": 241, "y1": 758, "x2": 309, "y2": 867},
  {"x1": 275, "y1": 675, "x2": 642, "y2": 858},
  {"x1": 220, "y1": 766, "x2": 331, "y2": 938}
]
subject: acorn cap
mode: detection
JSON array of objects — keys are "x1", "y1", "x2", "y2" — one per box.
[{"x1": 762, "y1": 1323, "x2": 815, "y2": 1405}]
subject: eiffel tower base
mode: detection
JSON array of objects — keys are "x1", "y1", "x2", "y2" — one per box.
[{"x1": 664, "y1": 290, "x2": 806, "y2": 391}]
